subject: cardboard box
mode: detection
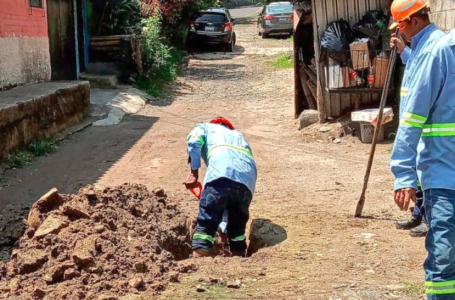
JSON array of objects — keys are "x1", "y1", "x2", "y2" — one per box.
[
  {"x1": 351, "y1": 108, "x2": 394, "y2": 125},
  {"x1": 327, "y1": 64, "x2": 343, "y2": 89},
  {"x1": 373, "y1": 57, "x2": 390, "y2": 88},
  {"x1": 350, "y1": 41, "x2": 370, "y2": 70}
]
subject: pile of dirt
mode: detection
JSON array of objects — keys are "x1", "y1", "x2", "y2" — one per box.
[{"x1": 0, "y1": 184, "x2": 196, "y2": 300}]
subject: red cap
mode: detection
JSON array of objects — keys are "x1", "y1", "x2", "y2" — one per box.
[{"x1": 210, "y1": 117, "x2": 235, "y2": 130}]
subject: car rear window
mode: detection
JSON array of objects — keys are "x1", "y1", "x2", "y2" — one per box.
[
  {"x1": 267, "y1": 5, "x2": 293, "y2": 14},
  {"x1": 196, "y1": 13, "x2": 227, "y2": 23}
]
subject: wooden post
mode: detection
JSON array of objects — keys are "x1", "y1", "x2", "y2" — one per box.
[
  {"x1": 311, "y1": 0, "x2": 326, "y2": 123},
  {"x1": 293, "y1": 9, "x2": 304, "y2": 119}
]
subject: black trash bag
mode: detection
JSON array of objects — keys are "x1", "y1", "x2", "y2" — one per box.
[
  {"x1": 352, "y1": 10, "x2": 389, "y2": 47},
  {"x1": 320, "y1": 19, "x2": 354, "y2": 64}
]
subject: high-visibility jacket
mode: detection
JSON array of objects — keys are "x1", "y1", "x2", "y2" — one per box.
[
  {"x1": 187, "y1": 123, "x2": 257, "y2": 194},
  {"x1": 391, "y1": 24, "x2": 455, "y2": 191}
]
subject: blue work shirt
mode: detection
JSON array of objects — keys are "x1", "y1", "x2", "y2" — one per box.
[
  {"x1": 391, "y1": 25, "x2": 455, "y2": 191},
  {"x1": 187, "y1": 123, "x2": 257, "y2": 194},
  {"x1": 401, "y1": 46, "x2": 411, "y2": 64}
]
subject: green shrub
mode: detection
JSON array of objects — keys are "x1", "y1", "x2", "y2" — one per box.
[
  {"x1": 95, "y1": 0, "x2": 142, "y2": 36},
  {"x1": 137, "y1": 14, "x2": 184, "y2": 96}
]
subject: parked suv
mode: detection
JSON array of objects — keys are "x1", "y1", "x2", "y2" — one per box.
[
  {"x1": 186, "y1": 8, "x2": 236, "y2": 52},
  {"x1": 258, "y1": 2, "x2": 294, "y2": 38}
]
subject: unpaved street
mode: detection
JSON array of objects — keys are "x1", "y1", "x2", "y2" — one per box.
[{"x1": 1, "y1": 22, "x2": 426, "y2": 299}]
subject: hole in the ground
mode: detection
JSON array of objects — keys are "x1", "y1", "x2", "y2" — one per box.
[
  {"x1": 247, "y1": 218, "x2": 287, "y2": 256},
  {"x1": 160, "y1": 218, "x2": 193, "y2": 261},
  {"x1": 186, "y1": 218, "x2": 287, "y2": 258}
]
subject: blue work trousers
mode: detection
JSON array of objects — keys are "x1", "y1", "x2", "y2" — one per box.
[
  {"x1": 193, "y1": 178, "x2": 252, "y2": 253},
  {"x1": 424, "y1": 189, "x2": 455, "y2": 299},
  {"x1": 413, "y1": 188, "x2": 426, "y2": 220}
]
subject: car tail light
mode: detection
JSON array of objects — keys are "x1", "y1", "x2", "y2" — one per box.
[
  {"x1": 190, "y1": 20, "x2": 196, "y2": 31},
  {"x1": 290, "y1": 13, "x2": 294, "y2": 20},
  {"x1": 263, "y1": 15, "x2": 275, "y2": 21},
  {"x1": 224, "y1": 22, "x2": 232, "y2": 32}
]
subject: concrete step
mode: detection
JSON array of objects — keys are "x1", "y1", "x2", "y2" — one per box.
[
  {"x1": 86, "y1": 62, "x2": 120, "y2": 76},
  {"x1": 80, "y1": 72, "x2": 118, "y2": 89}
]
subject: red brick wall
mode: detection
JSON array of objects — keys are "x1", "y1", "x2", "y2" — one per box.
[{"x1": 0, "y1": 0, "x2": 48, "y2": 37}]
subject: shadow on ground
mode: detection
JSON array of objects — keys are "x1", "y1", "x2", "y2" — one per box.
[
  {"x1": 0, "y1": 114, "x2": 159, "y2": 259},
  {"x1": 247, "y1": 218, "x2": 287, "y2": 256},
  {"x1": 187, "y1": 45, "x2": 246, "y2": 59}
]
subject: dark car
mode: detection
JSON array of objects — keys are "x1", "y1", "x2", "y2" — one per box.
[
  {"x1": 186, "y1": 8, "x2": 236, "y2": 52},
  {"x1": 258, "y1": 2, "x2": 294, "y2": 38}
]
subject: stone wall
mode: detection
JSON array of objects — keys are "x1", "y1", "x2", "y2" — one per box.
[
  {"x1": 429, "y1": 0, "x2": 455, "y2": 32},
  {"x1": 0, "y1": 82, "x2": 90, "y2": 159}
]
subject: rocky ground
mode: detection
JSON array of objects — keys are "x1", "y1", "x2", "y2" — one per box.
[
  {"x1": 0, "y1": 184, "x2": 197, "y2": 300},
  {"x1": 0, "y1": 21, "x2": 426, "y2": 299}
]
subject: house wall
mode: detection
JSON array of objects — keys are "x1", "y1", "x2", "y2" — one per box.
[
  {"x1": 0, "y1": 0, "x2": 51, "y2": 90},
  {"x1": 312, "y1": 0, "x2": 390, "y2": 119},
  {"x1": 429, "y1": 0, "x2": 455, "y2": 33}
]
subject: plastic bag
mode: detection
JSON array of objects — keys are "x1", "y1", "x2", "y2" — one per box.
[
  {"x1": 352, "y1": 10, "x2": 389, "y2": 44},
  {"x1": 321, "y1": 19, "x2": 353, "y2": 51},
  {"x1": 321, "y1": 19, "x2": 354, "y2": 64}
]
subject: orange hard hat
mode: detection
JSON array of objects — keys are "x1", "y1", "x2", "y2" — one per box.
[{"x1": 389, "y1": 0, "x2": 429, "y2": 29}]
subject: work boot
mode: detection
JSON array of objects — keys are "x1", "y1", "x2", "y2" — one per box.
[
  {"x1": 396, "y1": 216, "x2": 421, "y2": 230},
  {"x1": 192, "y1": 248, "x2": 211, "y2": 258},
  {"x1": 410, "y1": 221, "x2": 429, "y2": 237},
  {"x1": 230, "y1": 250, "x2": 246, "y2": 257}
]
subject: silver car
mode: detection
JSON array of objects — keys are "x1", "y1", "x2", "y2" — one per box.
[{"x1": 258, "y1": 2, "x2": 294, "y2": 38}]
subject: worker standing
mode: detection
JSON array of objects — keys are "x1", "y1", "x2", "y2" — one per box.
[
  {"x1": 390, "y1": 37, "x2": 430, "y2": 237},
  {"x1": 389, "y1": 0, "x2": 455, "y2": 298},
  {"x1": 184, "y1": 118, "x2": 257, "y2": 258}
]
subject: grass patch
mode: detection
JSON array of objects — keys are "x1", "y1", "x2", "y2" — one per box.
[
  {"x1": 2, "y1": 140, "x2": 56, "y2": 169},
  {"x1": 5, "y1": 151, "x2": 33, "y2": 168},
  {"x1": 269, "y1": 53, "x2": 294, "y2": 69},
  {"x1": 402, "y1": 281, "x2": 425, "y2": 297},
  {"x1": 28, "y1": 140, "x2": 56, "y2": 156}
]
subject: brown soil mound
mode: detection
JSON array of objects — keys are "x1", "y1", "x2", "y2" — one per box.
[{"x1": 0, "y1": 184, "x2": 195, "y2": 300}]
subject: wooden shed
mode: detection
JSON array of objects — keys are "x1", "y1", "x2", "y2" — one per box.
[
  {"x1": 293, "y1": 0, "x2": 392, "y2": 121},
  {"x1": 293, "y1": 0, "x2": 455, "y2": 122}
]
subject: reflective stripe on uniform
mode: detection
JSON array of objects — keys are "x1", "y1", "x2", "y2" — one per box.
[
  {"x1": 193, "y1": 233, "x2": 214, "y2": 243},
  {"x1": 230, "y1": 235, "x2": 246, "y2": 242},
  {"x1": 187, "y1": 135, "x2": 205, "y2": 146},
  {"x1": 207, "y1": 144, "x2": 253, "y2": 158},
  {"x1": 400, "y1": 87, "x2": 409, "y2": 97},
  {"x1": 422, "y1": 123, "x2": 455, "y2": 137},
  {"x1": 400, "y1": 112, "x2": 427, "y2": 128},
  {"x1": 426, "y1": 280, "x2": 455, "y2": 295}
]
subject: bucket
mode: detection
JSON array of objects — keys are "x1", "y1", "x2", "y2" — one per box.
[{"x1": 359, "y1": 122, "x2": 384, "y2": 143}]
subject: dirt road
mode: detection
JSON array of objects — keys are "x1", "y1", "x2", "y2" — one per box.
[{"x1": 0, "y1": 22, "x2": 426, "y2": 299}]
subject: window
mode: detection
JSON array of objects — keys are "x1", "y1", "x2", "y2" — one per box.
[
  {"x1": 29, "y1": 0, "x2": 43, "y2": 8},
  {"x1": 196, "y1": 13, "x2": 227, "y2": 23},
  {"x1": 267, "y1": 5, "x2": 293, "y2": 14}
]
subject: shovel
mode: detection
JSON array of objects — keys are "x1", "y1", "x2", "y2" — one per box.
[
  {"x1": 189, "y1": 182, "x2": 203, "y2": 200},
  {"x1": 355, "y1": 29, "x2": 400, "y2": 217}
]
